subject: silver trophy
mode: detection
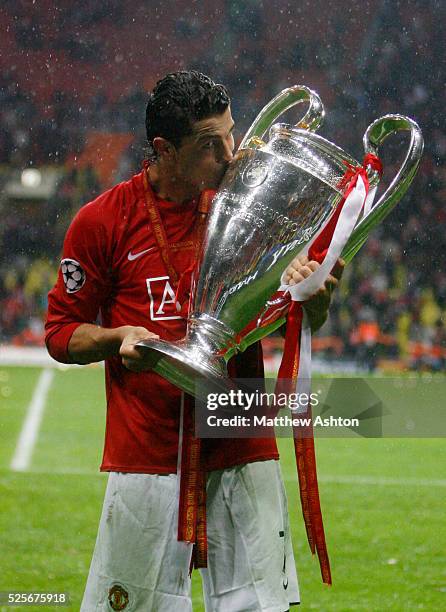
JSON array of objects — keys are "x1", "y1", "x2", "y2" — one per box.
[{"x1": 139, "y1": 86, "x2": 423, "y2": 395}]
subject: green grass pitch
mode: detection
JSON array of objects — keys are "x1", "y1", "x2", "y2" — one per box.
[{"x1": 0, "y1": 365, "x2": 445, "y2": 611}]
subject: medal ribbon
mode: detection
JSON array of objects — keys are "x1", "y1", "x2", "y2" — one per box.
[
  {"x1": 142, "y1": 168, "x2": 179, "y2": 283},
  {"x1": 175, "y1": 190, "x2": 214, "y2": 571},
  {"x1": 142, "y1": 168, "x2": 215, "y2": 570}
]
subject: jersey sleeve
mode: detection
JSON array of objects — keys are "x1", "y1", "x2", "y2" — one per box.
[{"x1": 45, "y1": 202, "x2": 113, "y2": 363}]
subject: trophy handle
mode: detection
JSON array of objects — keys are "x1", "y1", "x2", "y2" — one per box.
[
  {"x1": 238, "y1": 85, "x2": 325, "y2": 151},
  {"x1": 342, "y1": 114, "x2": 424, "y2": 263}
]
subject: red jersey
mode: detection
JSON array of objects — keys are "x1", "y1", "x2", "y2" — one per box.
[{"x1": 45, "y1": 170, "x2": 278, "y2": 473}]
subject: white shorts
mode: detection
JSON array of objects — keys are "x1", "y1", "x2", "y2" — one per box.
[{"x1": 81, "y1": 460, "x2": 300, "y2": 612}]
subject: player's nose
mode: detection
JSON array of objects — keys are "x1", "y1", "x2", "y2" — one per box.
[{"x1": 221, "y1": 140, "x2": 233, "y2": 163}]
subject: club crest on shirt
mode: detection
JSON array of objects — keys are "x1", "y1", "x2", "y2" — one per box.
[
  {"x1": 108, "y1": 584, "x2": 129, "y2": 610},
  {"x1": 60, "y1": 258, "x2": 86, "y2": 293}
]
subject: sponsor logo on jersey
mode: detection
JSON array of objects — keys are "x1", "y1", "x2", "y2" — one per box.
[
  {"x1": 127, "y1": 246, "x2": 155, "y2": 261},
  {"x1": 146, "y1": 276, "x2": 182, "y2": 320},
  {"x1": 108, "y1": 584, "x2": 129, "y2": 610},
  {"x1": 60, "y1": 258, "x2": 86, "y2": 293}
]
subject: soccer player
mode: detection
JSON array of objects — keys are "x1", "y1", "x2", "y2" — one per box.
[{"x1": 46, "y1": 71, "x2": 342, "y2": 611}]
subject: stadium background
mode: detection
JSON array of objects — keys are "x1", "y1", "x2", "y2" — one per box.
[{"x1": 0, "y1": 1, "x2": 445, "y2": 611}]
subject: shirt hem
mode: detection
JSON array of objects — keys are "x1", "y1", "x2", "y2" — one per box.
[
  {"x1": 100, "y1": 465, "x2": 177, "y2": 474},
  {"x1": 100, "y1": 452, "x2": 280, "y2": 475}
]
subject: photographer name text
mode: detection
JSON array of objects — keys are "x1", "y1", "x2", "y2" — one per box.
[{"x1": 206, "y1": 414, "x2": 359, "y2": 428}]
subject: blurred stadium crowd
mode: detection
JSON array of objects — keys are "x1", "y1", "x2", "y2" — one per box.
[{"x1": 0, "y1": 0, "x2": 444, "y2": 370}]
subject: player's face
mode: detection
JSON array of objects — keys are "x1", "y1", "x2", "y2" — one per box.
[{"x1": 174, "y1": 107, "x2": 235, "y2": 192}]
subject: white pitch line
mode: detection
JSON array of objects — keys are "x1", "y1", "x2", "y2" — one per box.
[
  {"x1": 286, "y1": 474, "x2": 446, "y2": 488},
  {"x1": 10, "y1": 368, "x2": 54, "y2": 472}
]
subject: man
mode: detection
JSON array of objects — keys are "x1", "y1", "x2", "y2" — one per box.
[{"x1": 46, "y1": 71, "x2": 342, "y2": 611}]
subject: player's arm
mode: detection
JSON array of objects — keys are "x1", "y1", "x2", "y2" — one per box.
[
  {"x1": 282, "y1": 254, "x2": 345, "y2": 332},
  {"x1": 67, "y1": 324, "x2": 157, "y2": 365},
  {"x1": 45, "y1": 201, "x2": 158, "y2": 367}
]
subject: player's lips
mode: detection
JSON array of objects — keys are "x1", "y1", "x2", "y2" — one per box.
[{"x1": 216, "y1": 164, "x2": 230, "y2": 184}]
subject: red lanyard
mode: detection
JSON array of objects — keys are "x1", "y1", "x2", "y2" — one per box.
[
  {"x1": 142, "y1": 168, "x2": 215, "y2": 569},
  {"x1": 142, "y1": 168, "x2": 214, "y2": 282},
  {"x1": 143, "y1": 169, "x2": 180, "y2": 284}
]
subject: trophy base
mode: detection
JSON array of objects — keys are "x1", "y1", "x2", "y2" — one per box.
[{"x1": 136, "y1": 338, "x2": 231, "y2": 397}]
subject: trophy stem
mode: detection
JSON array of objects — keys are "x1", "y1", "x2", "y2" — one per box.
[
  {"x1": 137, "y1": 338, "x2": 229, "y2": 396},
  {"x1": 137, "y1": 315, "x2": 237, "y2": 396}
]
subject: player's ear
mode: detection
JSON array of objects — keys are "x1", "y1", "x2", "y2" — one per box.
[{"x1": 153, "y1": 137, "x2": 177, "y2": 161}]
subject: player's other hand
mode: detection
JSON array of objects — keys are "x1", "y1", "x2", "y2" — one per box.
[
  {"x1": 119, "y1": 326, "x2": 160, "y2": 372},
  {"x1": 283, "y1": 254, "x2": 345, "y2": 332},
  {"x1": 283, "y1": 254, "x2": 344, "y2": 288}
]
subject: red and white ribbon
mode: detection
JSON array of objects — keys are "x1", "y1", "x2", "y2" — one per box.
[{"x1": 276, "y1": 155, "x2": 382, "y2": 585}]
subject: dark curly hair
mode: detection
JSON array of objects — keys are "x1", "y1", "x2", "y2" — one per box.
[{"x1": 145, "y1": 70, "x2": 230, "y2": 160}]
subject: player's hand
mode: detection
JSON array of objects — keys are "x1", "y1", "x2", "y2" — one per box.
[
  {"x1": 119, "y1": 326, "x2": 160, "y2": 372},
  {"x1": 283, "y1": 254, "x2": 345, "y2": 332}
]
